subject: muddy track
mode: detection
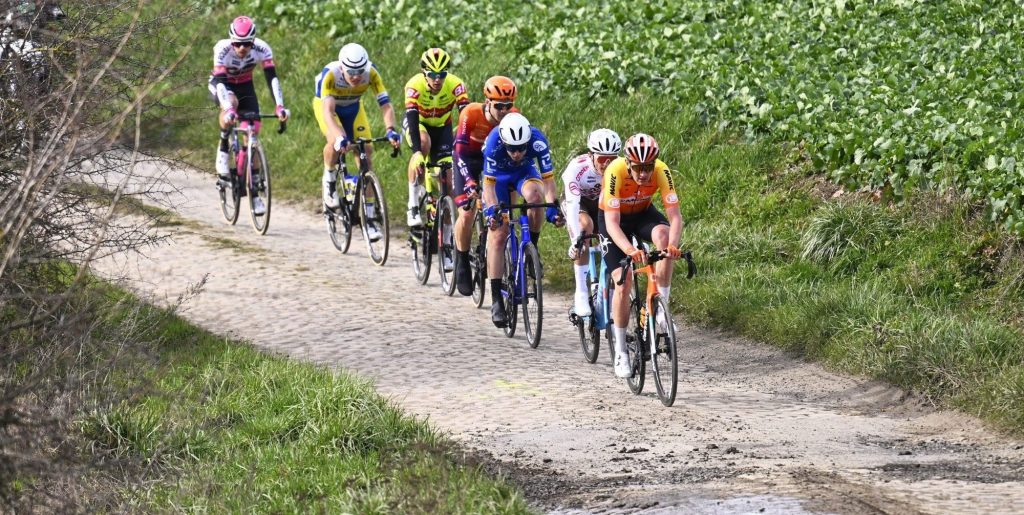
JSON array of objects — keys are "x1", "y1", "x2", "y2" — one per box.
[{"x1": 94, "y1": 160, "x2": 1024, "y2": 514}]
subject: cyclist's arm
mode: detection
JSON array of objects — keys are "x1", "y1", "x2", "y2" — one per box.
[
  {"x1": 656, "y1": 162, "x2": 683, "y2": 249},
  {"x1": 211, "y1": 75, "x2": 233, "y2": 111},
  {"x1": 262, "y1": 65, "x2": 285, "y2": 108},
  {"x1": 561, "y1": 166, "x2": 583, "y2": 238},
  {"x1": 369, "y1": 67, "x2": 395, "y2": 131},
  {"x1": 665, "y1": 203, "x2": 684, "y2": 249},
  {"x1": 380, "y1": 102, "x2": 396, "y2": 134},
  {"x1": 405, "y1": 108, "x2": 422, "y2": 152}
]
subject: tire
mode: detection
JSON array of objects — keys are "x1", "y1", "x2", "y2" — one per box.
[
  {"x1": 650, "y1": 295, "x2": 679, "y2": 407},
  {"x1": 248, "y1": 144, "x2": 271, "y2": 235},
  {"x1": 502, "y1": 241, "x2": 518, "y2": 338},
  {"x1": 218, "y1": 144, "x2": 240, "y2": 225},
  {"x1": 360, "y1": 171, "x2": 389, "y2": 266},
  {"x1": 522, "y1": 243, "x2": 544, "y2": 348},
  {"x1": 411, "y1": 196, "x2": 432, "y2": 284},
  {"x1": 437, "y1": 196, "x2": 457, "y2": 296},
  {"x1": 626, "y1": 287, "x2": 646, "y2": 395},
  {"x1": 470, "y1": 211, "x2": 487, "y2": 308},
  {"x1": 579, "y1": 271, "x2": 601, "y2": 363},
  {"x1": 327, "y1": 193, "x2": 353, "y2": 254}
]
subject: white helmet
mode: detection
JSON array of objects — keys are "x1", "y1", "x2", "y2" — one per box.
[
  {"x1": 338, "y1": 43, "x2": 369, "y2": 73},
  {"x1": 498, "y1": 112, "x2": 531, "y2": 146},
  {"x1": 587, "y1": 128, "x2": 621, "y2": 155}
]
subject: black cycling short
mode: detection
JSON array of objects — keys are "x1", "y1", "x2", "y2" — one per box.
[
  {"x1": 579, "y1": 197, "x2": 599, "y2": 223},
  {"x1": 208, "y1": 79, "x2": 260, "y2": 114},
  {"x1": 453, "y1": 154, "x2": 483, "y2": 208},
  {"x1": 403, "y1": 120, "x2": 454, "y2": 164},
  {"x1": 597, "y1": 205, "x2": 669, "y2": 271}
]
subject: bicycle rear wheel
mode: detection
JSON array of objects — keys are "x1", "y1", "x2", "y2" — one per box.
[
  {"x1": 626, "y1": 296, "x2": 646, "y2": 395},
  {"x1": 522, "y1": 243, "x2": 544, "y2": 348},
  {"x1": 579, "y1": 272, "x2": 601, "y2": 363},
  {"x1": 248, "y1": 145, "x2": 271, "y2": 234},
  {"x1": 650, "y1": 295, "x2": 678, "y2": 407},
  {"x1": 360, "y1": 171, "x2": 389, "y2": 266},
  {"x1": 470, "y1": 211, "x2": 487, "y2": 308},
  {"x1": 437, "y1": 196, "x2": 457, "y2": 296},
  {"x1": 502, "y1": 242, "x2": 518, "y2": 338}
]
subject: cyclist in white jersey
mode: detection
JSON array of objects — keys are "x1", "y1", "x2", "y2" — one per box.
[
  {"x1": 561, "y1": 128, "x2": 622, "y2": 316},
  {"x1": 208, "y1": 15, "x2": 289, "y2": 215}
]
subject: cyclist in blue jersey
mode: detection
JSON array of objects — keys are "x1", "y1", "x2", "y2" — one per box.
[{"x1": 481, "y1": 113, "x2": 563, "y2": 327}]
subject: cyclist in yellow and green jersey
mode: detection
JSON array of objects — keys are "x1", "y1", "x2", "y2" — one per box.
[{"x1": 402, "y1": 47, "x2": 470, "y2": 227}]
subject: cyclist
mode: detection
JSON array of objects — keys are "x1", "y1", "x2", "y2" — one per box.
[
  {"x1": 482, "y1": 112, "x2": 562, "y2": 327},
  {"x1": 599, "y1": 133, "x2": 684, "y2": 378},
  {"x1": 313, "y1": 42, "x2": 401, "y2": 241},
  {"x1": 403, "y1": 47, "x2": 470, "y2": 227},
  {"x1": 209, "y1": 15, "x2": 289, "y2": 217},
  {"x1": 561, "y1": 128, "x2": 622, "y2": 317},
  {"x1": 452, "y1": 75, "x2": 520, "y2": 296}
]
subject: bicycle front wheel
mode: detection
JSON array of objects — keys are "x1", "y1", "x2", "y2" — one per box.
[
  {"x1": 248, "y1": 144, "x2": 271, "y2": 234},
  {"x1": 470, "y1": 211, "x2": 487, "y2": 308},
  {"x1": 522, "y1": 243, "x2": 544, "y2": 348},
  {"x1": 327, "y1": 193, "x2": 353, "y2": 254},
  {"x1": 650, "y1": 295, "x2": 678, "y2": 407},
  {"x1": 502, "y1": 241, "x2": 517, "y2": 338},
  {"x1": 579, "y1": 271, "x2": 601, "y2": 363},
  {"x1": 218, "y1": 145, "x2": 240, "y2": 225},
  {"x1": 437, "y1": 196, "x2": 457, "y2": 296},
  {"x1": 360, "y1": 171, "x2": 389, "y2": 266},
  {"x1": 626, "y1": 296, "x2": 646, "y2": 395}
]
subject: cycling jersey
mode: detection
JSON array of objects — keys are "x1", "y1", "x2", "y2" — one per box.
[
  {"x1": 314, "y1": 61, "x2": 390, "y2": 109},
  {"x1": 453, "y1": 102, "x2": 521, "y2": 206},
  {"x1": 208, "y1": 38, "x2": 284, "y2": 110},
  {"x1": 561, "y1": 153, "x2": 603, "y2": 238},
  {"x1": 403, "y1": 73, "x2": 469, "y2": 128},
  {"x1": 482, "y1": 126, "x2": 554, "y2": 207},
  {"x1": 599, "y1": 158, "x2": 678, "y2": 215},
  {"x1": 312, "y1": 61, "x2": 390, "y2": 140}
]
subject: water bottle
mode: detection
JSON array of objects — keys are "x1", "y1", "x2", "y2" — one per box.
[{"x1": 343, "y1": 175, "x2": 357, "y2": 202}]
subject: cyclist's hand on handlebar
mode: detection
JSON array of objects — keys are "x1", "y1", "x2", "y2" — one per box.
[
  {"x1": 275, "y1": 105, "x2": 289, "y2": 122},
  {"x1": 409, "y1": 151, "x2": 426, "y2": 176},
  {"x1": 627, "y1": 246, "x2": 647, "y2": 264},
  {"x1": 567, "y1": 242, "x2": 579, "y2": 260},
  {"x1": 664, "y1": 244, "x2": 683, "y2": 259},
  {"x1": 546, "y1": 206, "x2": 564, "y2": 227},
  {"x1": 223, "y1": 108, "x2": 238, "y2": 126},
  {"x1": 333, "y1": 135, "x2": 351, "y2": 153},
  {"x1": 484, "y1": 205, "x2": 503, "y2": 230},
  {"x1": 464, "y1": 178, "x2": 478, "y2": 198},
  {"x1": 386, "y1": 127, "x2": 401, "y2": 148}
]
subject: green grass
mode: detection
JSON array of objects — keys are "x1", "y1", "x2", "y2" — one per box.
[
  {"x1": 142, "y1": 3, "x2": 1024, "y2": 435},
  {"x1": 78, "y1": 300, "x2": 529, "y2": 513}
]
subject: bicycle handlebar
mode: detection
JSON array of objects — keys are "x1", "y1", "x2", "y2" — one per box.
[
  {"x1": 355, "y1": 136, "x2": 401, "y2": 158},
  {"x1": 498, "y1": 201, "x2": 561, "y2": 212},
  {"x1": 615, "y1": 249, "x2": 696, "y2": 285},
  {"x1": 236, "y1": 111, "x2": 287, "y2": 134}
]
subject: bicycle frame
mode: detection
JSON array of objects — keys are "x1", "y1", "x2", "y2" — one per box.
[{"x1": 500, "y1": 202, "x2": 559, "y2": 306}]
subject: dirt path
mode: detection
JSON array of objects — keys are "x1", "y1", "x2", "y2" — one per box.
[{"x1": 94, "y1": 160, "x2": 1024, "y2": 514}]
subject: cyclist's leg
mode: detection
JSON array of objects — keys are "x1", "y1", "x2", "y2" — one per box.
[
  {"x1": 350, "y1": 104, "x2": 373, "y2": 170},
  {"x1": 517, "y1": 169, "x2": 545, "y2": 244},
  {"x1": 454, "y1": 156, "x2": 482, "y2": 296},
  {"x1": 232, "y1": 83, "x2": 260, "y2": 174},
  {"x1": 404, "y1": 122, "x2": 433, "y2": 223},
  {"x1": 210, "y1": 81, "x2": 239, "y2": 179},
  {"x1": 572, "y1": 205, "x2": 597, "y2": 313},
  {"x1": 635, "y1": 206, "x2": 673, "y2": 294},
  {"x1": 484, "y1": 174, "x2": 513, "y2": 324},
  {"x1": 600, "y1": 209, "x2": 637, "y2": 376}
]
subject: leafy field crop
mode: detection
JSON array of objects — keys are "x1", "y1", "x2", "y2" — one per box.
[{"x1": 196, "y1": 0, "x2": 1024, "y2": 232}]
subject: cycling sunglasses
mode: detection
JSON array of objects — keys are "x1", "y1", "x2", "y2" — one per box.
[
  {"x1": 506, "y1": 143, "x2": 529, "y2": 153},
  {"x1": 344, "y1": 66, "x2": 367, "y2": 76},
  {"x1": 629, "y1": 162, "x2": 656, "y2": 173},
  {"x1": 231, "y1": 41, "x2": 253, "y2": 49},
  {"x1": 424, "y1": 70, "x2": 448, "y2": 80},
  {"x1": 492, "y1": 102, "x2": 514, "y2": 111}
]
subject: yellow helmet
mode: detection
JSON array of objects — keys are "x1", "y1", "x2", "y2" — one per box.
[{"x1": 420, "y1": 48, "x2": 451, "y2": 73}]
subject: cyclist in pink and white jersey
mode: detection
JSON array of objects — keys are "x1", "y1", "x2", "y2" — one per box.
[
  {"x1": 208, "y1": 15, "x2": 289, "y2": 207},
  {"x1": 561, "y1": 128, "x2": 621, "y2": 316}
]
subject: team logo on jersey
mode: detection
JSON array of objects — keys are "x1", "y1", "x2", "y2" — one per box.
[
  {"x1": 453, "y1": 83, "x2": 466, "y2": 96},
  {"x1": 569, "y1": 183, "x2": 581, "y2": 196},
  {"x1": 665, "y1": 169, "x2": 675, "y2": 190},
  {"x1": 608, "y1": 175, "x2": 617, "y2": 193},
  {"x1": 406, "y1": 88, "x2": 420, "y2": 99},
  {"x1": 357, "y1": 125, "x2": 366, "y2": 132},
  {"x1": 533, "y1": 140, "x2": 547, "y2": 152},
  {"x1": 607, "y1": 198, "x2": 621, "y2": 209},
  {"x1": 666, "y1": 192, "x2": 679, "y2": 204}
]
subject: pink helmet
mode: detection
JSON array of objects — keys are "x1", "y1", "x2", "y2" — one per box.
[
  {"x1": 229, "y1": 16, "x2": 256, "y2": 43},
  {"x1": 624, "y1": 133, "x2": 660, "y2": 165}
]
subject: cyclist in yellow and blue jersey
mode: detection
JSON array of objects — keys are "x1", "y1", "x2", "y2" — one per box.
[
  {"x1": 402, "y1": 47, "x2": 470, "y2": 227},
  {"x1": 313, "y1": 43, "x2": 400, "y2": 216}
]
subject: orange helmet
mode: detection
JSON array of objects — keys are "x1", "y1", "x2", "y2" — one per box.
[
  {"x1": 483, "y1": 76, "x2": 517, "y2": 102},
  {"x1": 624, "y1": 133, "x2": 660, "y2": 164}
]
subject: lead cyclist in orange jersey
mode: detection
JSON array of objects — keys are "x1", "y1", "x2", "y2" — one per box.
[
  {"x1": 451, "y1": 76, "x2": 520, "y2": 296},
  {"x1": 403, "y1": 47, "x2": 470, "y2": 227},
  {"x1": 599, "y1": 133, "x2": 684, "y2": 378}
]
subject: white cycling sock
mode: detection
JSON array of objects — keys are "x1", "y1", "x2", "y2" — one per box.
[
  {"x1": 658, "y1": 285, "x2": 671, "y2": 301},
  {"x1": 574, "y1": 265, "x2": 589, "y2": 294},
  {"x1": 613, "y1": 325, "x2": 627, "y2": 355},
  {"x1": 408, "y1": 182, "x2": 417, "y2": 208},
  {"x1": 323, "y1": 168, "x2": 335, "y2": 184}
]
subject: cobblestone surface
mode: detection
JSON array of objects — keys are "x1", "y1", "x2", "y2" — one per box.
[{"x1": 93, "y1": 160, "x2": 1024, "y2": 514}]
